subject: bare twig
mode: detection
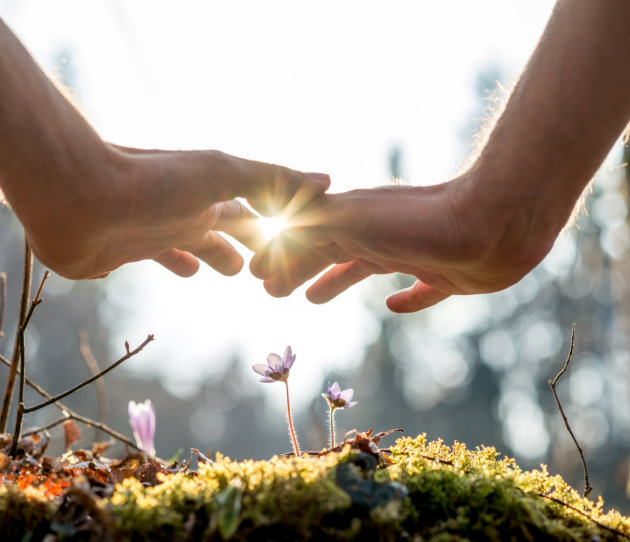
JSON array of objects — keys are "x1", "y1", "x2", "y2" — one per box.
[
  {"x1": 23, "y1": 335, "x2": 154, "y2": 413},
  {"x1": 548, "y1": 324, "x2": 592, "y2": 499},
  {"x1": 21, "y1": 413, "x2": 138, "y2": 450},
  {"x1": 0, "y1": 271, "x2": 6, "y2": 338},
  {"x1": 0, "y1": 240, "x2": 32, "y2": 432},
  {"x1": 79, "y1": 330, "x2": 109, "y2": 442},
  {"x1": 0, "y1": 353, "x2": 140, "y2": 451},
  {"x1": 539, "y1": 493, "x2": 630, "y2": 539},
  {"x1": 10, "y1": 271, "x2": 49, "y2": 455}
]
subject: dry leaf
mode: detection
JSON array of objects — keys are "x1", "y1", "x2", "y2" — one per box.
[{"x1": 63, "y1": 420, "x2": 82, "y2": 451}]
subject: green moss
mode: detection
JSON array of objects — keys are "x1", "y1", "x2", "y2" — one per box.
[
  {"x1": 0, "y1": 483, "x2": 57, "y2": 539},
  {"x1": 3, "y1": 435, "x2": 630, "y2": 540}
]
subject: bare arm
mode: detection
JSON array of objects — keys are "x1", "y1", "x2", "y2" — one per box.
[
  {"x1": 0, "y1": 17, "x2": 329, "y2": 279},
  {"x1": 468, "y1": 0, "x2": 630, "y2": 262},
  {"x1": 251, "y1": 0, "x2": 630, "y2": 312}
]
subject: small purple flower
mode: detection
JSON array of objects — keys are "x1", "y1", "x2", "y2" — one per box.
[
  {"x1": 252, "y1": 346, "x2": 296, "y2": 383},
  {"x1": 323, "y1": 381, "x2": 357, "y2": 410},
  {"x1": 128, "y1": 399, "x2": 156, "y2": 456}
]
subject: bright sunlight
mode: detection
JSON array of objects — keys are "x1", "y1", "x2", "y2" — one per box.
[{"x1": 258, "y1": 216, "x2": 288, "y2": 240}]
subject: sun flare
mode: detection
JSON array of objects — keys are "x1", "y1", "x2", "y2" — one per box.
[{"x1": 258, "y1": 216, "x2": 288, "y2": 240}]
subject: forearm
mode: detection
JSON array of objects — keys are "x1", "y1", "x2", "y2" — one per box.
[
  {"x1": 467, "y1": 0, "x2": 630, "y2": 254},
  {"x1": 0, "y1": 18, "x2": 116, "y2": 219}
]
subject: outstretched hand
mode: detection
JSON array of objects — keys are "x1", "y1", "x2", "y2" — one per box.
[
  {"x1": 0, "y1": 16, "x2": 331, "y2": 281},
  {"x1": 15, "y1": 145, "x2": 330, "y2": 279},
  {"x1": 250, "y1": 177, "x2": 553, "y2": 312}
]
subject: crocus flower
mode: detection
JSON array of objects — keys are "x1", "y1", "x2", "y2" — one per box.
[
  {"x1": 128, "y1": 399, "x2": 156, "y2": 456},
  {"x1": 323, "y1": 381, "x2": 358, "y2": 410},
  {"x1": 252, "y1": 346, "x2": 296, "y2": 383}
]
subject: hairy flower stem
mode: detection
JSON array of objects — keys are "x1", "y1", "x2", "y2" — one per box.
[
  {"x1": 329, "y1": 407, "x2": 336, "y2": 449},
  {"x1": 284, "y1": 380, "x2": 301, "y2": 457}
]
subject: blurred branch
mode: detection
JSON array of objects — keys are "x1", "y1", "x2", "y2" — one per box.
[
  {"x1": 548, "y1": 324, "x2": 592, "y2": 499},
  {"x1": 79, "y1": 330, "x2": 109, "y2": 442},
  {"x1": 23, "y1": 335, "x2": 154, "y2": 413},
  {"x1": 10, "y1": 270, "x2": 49, "y2": 456},
  {"x1": 538, "y1": 494, "x2": 630, "y2": 539},
  {"x1": 0, "y1": 271, "x2": 6, "y2": 339},
  {"x1": 0, "y1": 240, "x2": 32, "y2": 432},
  {"x1": 0, "y1": 353, "x2": 140, "y2": 452}
]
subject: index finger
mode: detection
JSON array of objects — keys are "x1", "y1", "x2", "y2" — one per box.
[{"x1": 202, "y1": 152, "x2": 331, "y2": 215}]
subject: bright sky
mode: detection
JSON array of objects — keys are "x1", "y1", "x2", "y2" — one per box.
[{"x1": 0, "y1": 1, "x2": 556, "y2": 409}]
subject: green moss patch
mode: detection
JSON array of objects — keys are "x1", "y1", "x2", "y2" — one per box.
[{"x1": 2, "y1": 434, "x2": 629, "y2": 541}]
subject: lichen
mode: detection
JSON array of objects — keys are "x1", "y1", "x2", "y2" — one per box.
[{"x1": 2, "y1": 435, "x2": 630, "y2": 541}]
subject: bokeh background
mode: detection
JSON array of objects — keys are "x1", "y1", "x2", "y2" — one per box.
[{"x1": 2, "y1": 0, "x2": 630, "y2": 512}]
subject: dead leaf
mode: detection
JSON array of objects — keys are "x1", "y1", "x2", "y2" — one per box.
[{"x1": 63, "y1": 420, "x2": 82, "y2": 451}]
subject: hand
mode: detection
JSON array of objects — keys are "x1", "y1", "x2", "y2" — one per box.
[
  {"x1": 250, "y1": 176, "x2": 553, "y2": 312},
  {"x1": 0, "y1": 17, "x2": 330, "y2": 280},
  {"x1": 16, "y1": 145, "x2": 330, "y2": 279}
]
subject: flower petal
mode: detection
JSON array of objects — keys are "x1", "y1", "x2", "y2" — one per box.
[
  {"x1": 339, "y1": 388, "x2": 354, "y2": 403},
  {"x1": 344, "y1": 401, "x2": 358, "y2": 409},
  {"x1": 252, "y1": 363, "x2": 270, "y2": 377},
  {"x1": 267, "y1": 353, "x2": 284, "y2": 372},
  {"x1": 330, "y1": 381, "x2": 341, "y2": 397},
  {"x1": 128, "y1": 399, "x2": 156, "y2": 456},
  {"x1": 283, "y1": 346, "x2": 296, "y2": 369},
  {"x1": 259, "y1": 377, "x2": 276, "y2": 383}
]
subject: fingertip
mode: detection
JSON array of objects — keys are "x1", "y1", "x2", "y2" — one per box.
[
  {"x1": 263, "y1": 278, "x2": 292, "y2": 298},
  {"x1": 218, "y1": 254, "x2": 244, "y2": 276},
  {"x1": 306, "y1": 172, "x2": 331, "y2": 192},
  {"x1": 385, "y1": 283, "x2": 450, "y2": 313},
  {"x1": 249, "y1": 253, "x2": 268, "y2": 279},
  {"x1": 385, "y1": 293, "x2": 410, "y2": 313},
  {"x1": 305, "y1": 285, "x2": 331, "y2": 304},
  {"x1": 154, "y1": 250, "x2": 200, "y2": 277}
]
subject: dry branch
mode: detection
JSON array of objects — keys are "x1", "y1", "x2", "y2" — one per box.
[
  {"x1": 23, "y1": 334, "x2": 154, "y2": 413},
  {"x1": 79, "y1": 330, "x2": 109, "y2": 442},
  {"x1": 10, "y1": 270, "x2": 49, "y2": 455},
  {"x1": 0, "y1": 240, "x2": 32, "y2": 431},
  {"x1": 0, "y1": 353, "x2": 140, "y2": 451},
  {"x1": 0, "y1": 271, "x2": 6, "y2": 338},
  {"x1": 548, "y1": 324, "x2": 592, "y2": 498}
]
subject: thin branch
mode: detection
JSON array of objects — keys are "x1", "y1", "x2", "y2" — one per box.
[
  {"x1": 548, "y1": 324, "x2": 592, "y2": 498},
  {"x1": 0, "y1": 353, "x2": 69, "y2": 413},
  {"x1": 79, "y1": 330, "x2": 109, "y2": 442},
  {"x1": 539, "y1": 494, "x2": 630, "y2": 540},
  {"x1": 0, "y1": 240, "x2": 32, "y2": 432},
  {"x1": 21, "y1": 415, "x2": 71, "y2": 436},
  {"x1": 23, "y1": 335, "x2": 154, "y2": 413},
  {"x1": 21, "y1": 412, "x2": 138, "y2": 450},
  {"x1": 10, "y1": 271, "x2": 49, "y2": 455},
  {"x1": 0, "y1": 353, "x2": 140, "y2": 451},
  {"x1": 0, "y1": 271, "x2": 6, "y2": 338}
]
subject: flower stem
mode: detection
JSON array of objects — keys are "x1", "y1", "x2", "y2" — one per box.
[
  {"x1": 284, "y1": 380, "x2": 301, "y2": 457},
  {"x1": 329, "y1": 407, "x2": 336, "y2": 449}
]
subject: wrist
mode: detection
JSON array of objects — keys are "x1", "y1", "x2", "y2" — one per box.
[{"x1": 454, "y1": 168, "x2": 557, "y2": 286}]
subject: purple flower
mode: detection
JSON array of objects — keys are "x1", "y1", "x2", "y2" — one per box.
[
  {"x1": 323, "y1": 381, "x2": 357, "y2": 410},
  {"x1": 252, "y1": 346, "x2": 296, "y2": 383},
  {"x1": 128, "y1": 399, "x2": 156, "y2": 456}
]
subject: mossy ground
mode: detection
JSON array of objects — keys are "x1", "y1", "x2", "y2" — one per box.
[{"x1": 2, "y1": 434, "x2": 629, "y2": 541}]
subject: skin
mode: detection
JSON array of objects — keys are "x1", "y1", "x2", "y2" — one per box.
[
  {"x1": 251, "y1": 0, "x2": 630, "y2": 313},
  {"x1": 0, "y1": 17, "x2": 329, "y2": 280}
]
